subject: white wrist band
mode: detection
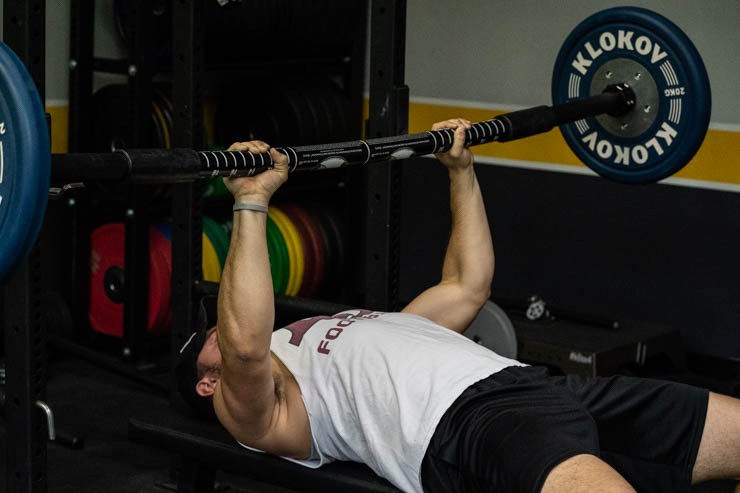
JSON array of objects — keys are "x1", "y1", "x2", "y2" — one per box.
[{"x1": 233, "y1": 203, "x2": 269, "y2": 213}]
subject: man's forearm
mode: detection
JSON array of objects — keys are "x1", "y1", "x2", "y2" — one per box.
[
  {"x1": 217, "y1": 209, "x2": 275, "y2": 360},
  {"x1": 441, "y1": 165, "x2": 494, "y2": 300}
]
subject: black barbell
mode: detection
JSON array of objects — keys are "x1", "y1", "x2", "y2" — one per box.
[
  {"x1": 50, "y1": 84, "x2": 635, "y2": 184},
  {"x1": 0, "y1": 6, "x2": 711, "y2": 283}
]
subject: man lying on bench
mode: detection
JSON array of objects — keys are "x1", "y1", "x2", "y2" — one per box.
[{"x1": 175, "y1": 119, "x2": 740, "y2": 493}]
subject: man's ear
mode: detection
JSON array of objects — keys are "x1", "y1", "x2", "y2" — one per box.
[{"x1": 196, "y1": 376, "x2": 217, "y2": 397}]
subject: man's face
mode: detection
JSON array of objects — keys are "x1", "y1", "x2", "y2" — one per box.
[{"x1": 195, "y1": 326, "x2": 222, "y2": 397}]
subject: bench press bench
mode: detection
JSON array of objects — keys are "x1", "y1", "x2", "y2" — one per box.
[
  {"x1": 128, "y1": 410, "x2": 400, "y2": 492},
  {"x1": 128, "y1": 290, "x2": 516, "y2": 492}
]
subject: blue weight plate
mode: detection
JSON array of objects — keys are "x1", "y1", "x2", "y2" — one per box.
[
  {"x1": 0, "y1": 41, "x2": 50, "y2": 282},
  {"x1": 552, "y1": 7, "x2": 711, "y2": 184}
]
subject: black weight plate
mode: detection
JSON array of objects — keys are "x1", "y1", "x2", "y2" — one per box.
[
  {"x1": 153, "y1": 84, "x2": 173, "y2": 148},
  {"x1": 91, "y1": 84, "x2": 160, "y2": 152},
  {"x1": 215, "y1": 81, "x2": 300, "y2": 148},
  {"x1": 304, "y1": 202, "x2": 345, "y2": 299},
  {"x1": 270, "y1": 85, "x2": 302, "y2": 146},
  {"x1": 308, "y1": 78, "x2": 338, "y2": 143},
  {"x1": 0, "y1": 41, "x2": 51, "y2": 282},
  {"x1": 150, "y1": 96, "x2": 168, "y2": 149},
  {"x1": 552, "y1": 7, "x2": 711, "y2": 184},
  {"x1": 295, "y1": 81, "x2": 328, "y2": 144},
  {"x1": 282, "y1": 82, "x2": 316, "y2": 145},
  {"x1": 323, "y1": 78, "x2": 353, "y2": 141}
]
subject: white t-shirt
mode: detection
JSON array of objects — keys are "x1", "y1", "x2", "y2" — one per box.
[{"x1": 242, "y1": 310, "x2": 524, "y2": 493}]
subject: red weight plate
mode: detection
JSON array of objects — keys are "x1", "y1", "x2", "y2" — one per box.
[
  {"x1": 278, "y1": 202, "x2": 315, "y2": 297},
  {"x1": 303, "y1": 203, "x2": 343, "y2": 298},
  {"x1": 278, "y1": 203, "x2": 313, "y2": 296},
  {"x1": 303, "y1": 208, "x2": 327, "y2": 296},
  {"x1": 280, "y1": 202, "x2": 326, "y2": 298},
  {"x1": 150, "y1": 226, "x2": 173, "y2": 334},
  {"x1": 89, "y1": 223, "x2": 172, "y2": 338}
]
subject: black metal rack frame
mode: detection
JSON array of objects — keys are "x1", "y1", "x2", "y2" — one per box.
[
  {"x1": 68, "y1": 0, "x2": 161, "y2": 364},
  {"x1": 65, "y1": 0, "x2": 373, "y2": 362},
  {"x1": 2, "y1": 2, "x2": 49, "y2": 491},
  {"x1": 363, "y1": 0, "x2": 408, "y2": 311}
]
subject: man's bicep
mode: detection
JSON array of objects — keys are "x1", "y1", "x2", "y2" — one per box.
[{"x1": 402, "y1": 283, "x2": 481, "y2": 334}]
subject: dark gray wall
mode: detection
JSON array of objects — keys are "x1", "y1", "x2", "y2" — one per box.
[{"x1": 400, "y1": 158, "x2": 740, "y2": 360}]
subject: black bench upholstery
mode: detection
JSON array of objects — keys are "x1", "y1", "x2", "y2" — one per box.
[{"x1": 129, "y1": 409, "x2": 400, "y2": 492}]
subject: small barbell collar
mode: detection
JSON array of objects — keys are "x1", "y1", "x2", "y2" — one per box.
[{"x1": 602, "y1": 83, "x2": 636, "y2": 117}]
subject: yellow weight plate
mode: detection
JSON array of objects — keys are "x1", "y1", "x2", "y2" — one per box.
[
  {"x1": 202, "y1": 231, "x2": 222, "y2": 282},
  {"x1": 266, "y1": 215, "x2": 289, "y2": 294},
  {"x1": 268, "y1": 208, "x2": 296, "y2": 295},
  {"x1": 271, "y1": 206, "x2": 305, "y2": 296},
  {"x1": 151, "y1": 100, "x2": 171, "y2": 149},
  {"x1": 268, "y1": 207, "x2": 299, "y2": 296}
]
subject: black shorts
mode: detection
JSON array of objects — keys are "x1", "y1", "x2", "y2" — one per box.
[{"x1": 421, "y1": 365, "x2": 709, "y2": 493}]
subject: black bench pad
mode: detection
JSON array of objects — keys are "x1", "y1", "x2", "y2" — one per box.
[{"x1": 128, "y1": 410, "x2": 400, "y2": 492}]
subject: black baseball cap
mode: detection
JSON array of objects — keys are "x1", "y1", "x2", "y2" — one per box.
[{"x1": 173, "y1": 300, "x2": 218, "y2": 421}]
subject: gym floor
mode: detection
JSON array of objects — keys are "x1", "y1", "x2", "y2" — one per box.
[{"x1": 0, "y1": 352, "x2": 736, "y2": 493}]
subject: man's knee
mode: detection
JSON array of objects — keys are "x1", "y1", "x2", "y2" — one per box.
[{"x1": 541, "y1": 454, "x2": 635, "y2": 493}]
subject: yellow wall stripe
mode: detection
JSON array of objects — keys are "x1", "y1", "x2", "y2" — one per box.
[
  {"x1": 46, "y1": 105, "x2": 68, "y2": 154},
  {"x1": 408, "y1": 100, "x2": 740, "y2": 188}
]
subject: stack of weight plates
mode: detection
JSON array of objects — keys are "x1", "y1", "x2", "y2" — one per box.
[
  {"x1": 202, "y1": 203, "x2": 345, "y2": 297},
  {"x1": 214, "y1": 76, "x2": 353, "y2": 149},
  {"x1": 88, "y1": 204, "x2": 345, "y2": 337},
  {"x1": 265, "y1": 203, "x2": 344, "y2": 298}
]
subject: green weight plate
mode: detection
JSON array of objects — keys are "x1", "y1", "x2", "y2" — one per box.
[
  {"x1": 203, "y1": 216, "x2": 229, "y2": 269},
  {"x1": 204, "y1": 177, "x2": 229, "y2": 197},
  {"x1": 269, "y1": 208, "x2": 295, "y2": 295}
]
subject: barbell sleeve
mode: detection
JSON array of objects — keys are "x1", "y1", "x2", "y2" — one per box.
[
  {"x1": 51, "y1": 151, "x2": 131, "y2": 183},
  {"x1": 50, "y1": 86, "x2": 635, "y2": 184}
]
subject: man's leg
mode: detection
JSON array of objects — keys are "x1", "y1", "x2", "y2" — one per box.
[
  {"x1": 541, "y1": 454, "x2": 635, "y2": 493},
  {"x1": 692, "y1": 392, "x2": 740, "y2": 483}
]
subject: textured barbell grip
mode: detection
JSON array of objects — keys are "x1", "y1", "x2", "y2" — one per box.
[
  {"x1": 192, "y1": 119, "x2": 512, "y2": 177},
  {"x1": 196, "y1": 104, "x2": 605, "y2": 175},
  {"x1": 198, "y1": 149, "x2": 274, "y2": 177}
]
